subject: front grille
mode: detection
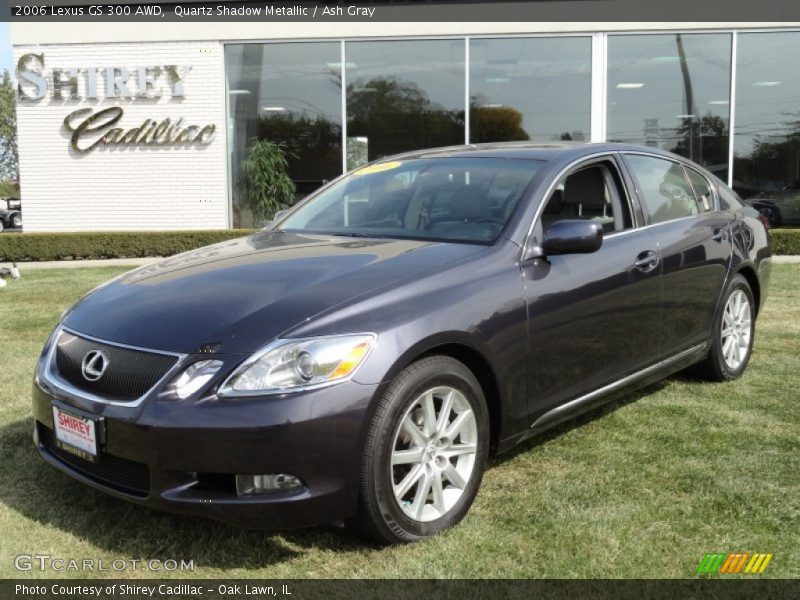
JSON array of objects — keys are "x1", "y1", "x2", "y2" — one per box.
[
  {"x1": 55, "y1": 330, "x2": 178, "y2": 401},
  {"x1": 38, "y1": 424, "x2": 150, "y2": 497}
]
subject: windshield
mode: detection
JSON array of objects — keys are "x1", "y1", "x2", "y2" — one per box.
[{"x1": 279, "y1": 157, "x2": 543, "y2": 244}]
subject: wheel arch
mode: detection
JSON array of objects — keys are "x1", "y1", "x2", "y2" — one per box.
[
  {"x1": 735, "y1": 264, "x2": 761, "y2": 317},
  {"x1": 379, "y1": 333, "x2": 504, "y2": 455}
]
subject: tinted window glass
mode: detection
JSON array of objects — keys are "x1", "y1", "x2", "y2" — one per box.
[
  {"x1": 685, "y1": 167, "x2": 715, "y2": 213},
  {"x1": 717, "y1": 180, "x2": 744, "y2": 211},
  {"x1": 607, "y1": 34, "x2": 732, "y2": 177},
  {"x1": 626, "y1": 155, "x2": 699, "y2": 224},
  {"x1": 225, "y1": 43, "x2": 343, "y2": 228},
  {"x1": 539, "y1": 164, "x2": 632, "y2": 236},
  {"x1": 469, "y1": 37, "x2": 591, "y2": 143},
  {"x1": 734, "y1": 32, "x2": 800, "y2": 225},
  {"x1": 281, "y1": 158, "x2": 542, "y2": 244},
  {"x1": 345, "y1": 40, "x2": 465, "y2": 169}
]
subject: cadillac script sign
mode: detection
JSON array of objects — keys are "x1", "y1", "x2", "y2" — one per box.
[{"x1": 17, "y1": 53, "x2": 216, "y2": 154}]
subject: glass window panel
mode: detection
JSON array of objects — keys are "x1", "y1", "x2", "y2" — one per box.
[
  {"x1": 626, "y1": 154, "x2": 699, "y2": 224},
  {"x1": 281, "y1": 157, "x2": 542, "y2": 244},
  {"x1": 469, "y1": 37, "x2": 591, "y2": 143},
  {"x1": 684, "y1": 166, "x2": 715, "y2": 213},
  {"x1": 734, "y1": 32, "x2": 800, "y2": 226},
  {"x1": 607, "y1": 34, "x2": 732, "y2": 177},
  {"x1": 226, "y1": 43, "x2": 343, "y2": 227},
  {"x1": 345, "y1": 40, "x2": 465, "y2": 169}
]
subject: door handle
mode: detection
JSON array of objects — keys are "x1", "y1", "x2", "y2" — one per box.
[
  {"x1": 712, "y1": 228, "x2": 729, "y2": 243},
  {"x1": 634, "y1": 250, "x2": 659, "y2": 273}
]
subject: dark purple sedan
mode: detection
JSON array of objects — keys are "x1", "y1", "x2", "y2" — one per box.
[{"x1": 33, "y1": 142, "x2": 771, "y2": 543}]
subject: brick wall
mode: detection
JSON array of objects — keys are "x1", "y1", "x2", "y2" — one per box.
[{"x1": 14, "y1": 41, "x2": 229, "y2": 232}]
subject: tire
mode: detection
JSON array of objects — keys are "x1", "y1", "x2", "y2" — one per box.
[
  {"x1": 10, "y1": 214, "x2": 21, "y2": 228},
  {"x1": 353, "y1": 355, "x2": 490, "y2": 544},
  {"x1": 0, "y1": 220, "x2": 4, "y2": 233},
  {"x1": 692, "y1": 274, "x2": 755, "y2": 381}
]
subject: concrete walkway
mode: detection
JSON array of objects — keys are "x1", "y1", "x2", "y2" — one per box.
[{"x1": 4, "y1": 255, "x2": 799, "y2": 270}]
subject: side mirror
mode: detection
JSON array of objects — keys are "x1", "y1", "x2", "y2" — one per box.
[{"x1": 526, "y1": 220, "x2": 603, "y2": 259}]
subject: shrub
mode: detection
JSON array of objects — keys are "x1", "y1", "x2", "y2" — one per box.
[
  {"x1": 771, "y1": 228, "x2": 800, "y2": 255},
  {"x1": 0, "y1": 230, "x2": 257, "y2": 262}
]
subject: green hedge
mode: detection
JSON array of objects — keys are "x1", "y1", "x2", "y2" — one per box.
[
  {"x1": 0, "y1": 230, "x2": 257, "y2": 262},
  {"x1": 771, "y1": 228, "x2": 800, "y2": 255},
  {"x1": 1, "y1": 227, "x2": 798, "y2": 262}
]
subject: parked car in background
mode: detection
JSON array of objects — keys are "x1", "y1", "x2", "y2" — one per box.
[
  {"x1": 0, "y1": 198, "x2": 22, "y2": 232},
  {"x1": 32, "y1": 143, "x2": 770, "y2": 544},
  {"x1": 744, "y1": 198, "x2": 781, "y2": 228}
]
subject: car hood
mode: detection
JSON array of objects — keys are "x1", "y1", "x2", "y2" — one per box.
[{"x1": 63, "y1": 231, "x2": 485, "y2": 354}]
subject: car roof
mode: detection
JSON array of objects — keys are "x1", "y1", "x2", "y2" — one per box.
[{"x1": 377, "y1": 141, "x2": 687, "y2": 163}]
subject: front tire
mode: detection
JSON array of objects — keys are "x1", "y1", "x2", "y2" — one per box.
[
  {"x1": 354, "y1": 356, "x2": 490, "y2": 544},
  {"x1": 693, "y1": 274, "x2": 755, "y2": 381}
]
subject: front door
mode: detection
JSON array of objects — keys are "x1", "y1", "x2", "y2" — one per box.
[{"x1": 521, "y1": 157, "x2": 664, "y2": 420}]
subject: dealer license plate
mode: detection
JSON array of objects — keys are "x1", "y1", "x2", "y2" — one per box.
[{"x1": 52, "y1": 405, "x2": 99, "y2": 463}]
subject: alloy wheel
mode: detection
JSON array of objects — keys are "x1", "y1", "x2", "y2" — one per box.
[
  {"x1": 390, "y1": 386, "x2": 478, "y2": 523},
  {"x1": 721, "y1": 289, "x2": 752, "y2": 370}
]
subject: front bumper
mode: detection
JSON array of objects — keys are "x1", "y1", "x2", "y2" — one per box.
[{"x1": 32, "y1": 377, "x2": 379, "y2": 530}]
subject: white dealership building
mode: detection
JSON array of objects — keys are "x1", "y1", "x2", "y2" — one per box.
[{"x1": 11, "y1": 18, "x2": 800, "y2": 231}]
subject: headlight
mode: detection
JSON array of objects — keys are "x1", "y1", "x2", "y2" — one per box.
[
  {"x1": 164, "y1": 359, "x2": 224, "y2": 400},
  {"x1": 219, "y1": 334, "x2": 375, "y2": 397}
]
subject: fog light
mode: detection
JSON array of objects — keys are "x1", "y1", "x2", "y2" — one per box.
[{"x1": 236, "y1": 473, "x2": 303, "y2": 496}]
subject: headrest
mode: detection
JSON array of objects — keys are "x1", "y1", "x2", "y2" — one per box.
[
  {"x1": 449, "y1": 185, "x2": 488, "y2": 221},
  {"x1": 563, "y1": 168, "x2": 607, "y2": 209},
  {"x1": 544, "y1": 189, "x2": 564, "y2": 214}
]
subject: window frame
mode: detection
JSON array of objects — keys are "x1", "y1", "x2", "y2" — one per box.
[
  {"x1": 620, "y1": 151, "x2": 708, "y2": 227},
  {"x1": 682, "y1": 164, "x2": 720, "y2": 213},
  {"x1": 527, "y1": 153, "x2": 639, "y2": 249}
]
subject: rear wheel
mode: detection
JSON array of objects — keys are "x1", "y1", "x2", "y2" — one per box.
[
  {"x1": 692, "y1": 274, "x2": 755, "y2": 381},
  {"x1": 354, "y1": 355, "x2": 489, "y2": 544},
  {"x1": 10, "y1": 213, "x2": 21, "y2": 228}
]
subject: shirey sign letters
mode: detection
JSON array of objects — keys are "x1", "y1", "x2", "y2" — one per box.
[{"x1": 16, "y1": 53, "x2": 216, "y2": 154}]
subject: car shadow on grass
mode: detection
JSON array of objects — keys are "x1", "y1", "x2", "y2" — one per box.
[
  {"x1": 0, "y1": 418, "x2": 372, "y2": 572},
  {"x1": 1, "y1": 379, "x2": 675, "y2": 569},
  {"x1": 491, "y1": 379, "x2": 671, "y2": 465}
]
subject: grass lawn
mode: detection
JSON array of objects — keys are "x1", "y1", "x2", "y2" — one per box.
[{"x1": 0, "y1": 265, "x2": 797, "y2": 579}]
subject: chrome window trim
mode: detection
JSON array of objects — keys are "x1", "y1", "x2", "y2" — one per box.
[
  {"x1": 682, "y1": 163, "x2": 721, "y2": 213},
  {"x1": 530, "y1": 342, "x2": 709, "y2": 430},
  {"x1": 37, "y1": 326, "x2": 188, "y2": 408}
]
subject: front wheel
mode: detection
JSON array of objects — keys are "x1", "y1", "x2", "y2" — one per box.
[
  {"x1": 354, "y1": 356, "x2": 490, "y2": 544},
  {"x1": 693, "y1": 274, "x2": 755, "y2": 381}
]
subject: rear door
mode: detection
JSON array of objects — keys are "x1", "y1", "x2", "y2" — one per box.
[
  {"x1": 521, "y1": 155, "x2": 663, "y2": 418},
  {"x1": 621, "y1": 153, "x2": 732, "y2": 357}
]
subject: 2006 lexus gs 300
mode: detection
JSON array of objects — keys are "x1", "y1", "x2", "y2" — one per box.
[{"x1": 33, "y1": 143, "x2": 770, "y2": 543}]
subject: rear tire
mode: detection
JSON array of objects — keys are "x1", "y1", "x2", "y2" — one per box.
[
  {"x1": 692, "y1": 274, "x2": 755, "y2": 381},
  {"x1": 10, "y1": 214, "x2": 21, "y2": 229},
  {"x1": 353, "y1": 355, "x2": 490, "y2": 544}
]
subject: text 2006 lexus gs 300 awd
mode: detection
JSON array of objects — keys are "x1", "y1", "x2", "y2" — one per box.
[{"x1": 33, "y1": 143, "x2": 770, "y2": 544}]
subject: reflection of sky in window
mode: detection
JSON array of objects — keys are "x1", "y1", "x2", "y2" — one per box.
[
  {"x1": 735, "y1": 32, "x2": 800, "y2": 156},
  {"x1": 607, "y1": 34, "x2": 731, "y2": 145},
  {"x1": 469, "y1": 37, "x2": 591, "y2": 140},
  {"x1": 227, "y1": 43, "x2": 342, "y2": 123},
  {"x1": 345, "y1": 39, "x2": 465, "y2": 110}
]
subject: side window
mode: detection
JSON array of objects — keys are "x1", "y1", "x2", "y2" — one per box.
[
  {"x1": 538, "y1": 162, "x2": 633, "y2": 237},
  {"x1": 625, "y1": 155, "x2": 699, "y2": 225},
  {"x1": 684, "y1": 167, "x2": 715, "y2": 213}
]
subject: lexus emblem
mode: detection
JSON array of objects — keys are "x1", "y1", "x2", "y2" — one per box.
[{"x1": 81, "y1": 350, "x2": 109, "y2": 382}]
